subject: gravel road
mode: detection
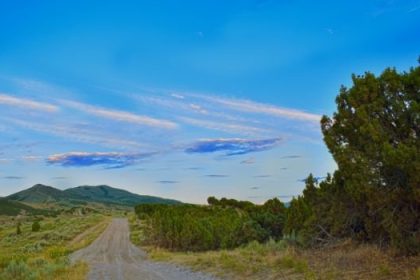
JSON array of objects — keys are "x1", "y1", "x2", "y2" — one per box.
[{"x1": 70, "y1": 218, "x2": 217, "y2": 280}]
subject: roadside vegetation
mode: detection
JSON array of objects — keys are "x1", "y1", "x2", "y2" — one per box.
[
  {"x1": 0, "y1": 213, "x2": 110, "y2": 280},
  {"x1": 132, "y1": 60, "x2": 420, "y2": 279},
  {"x1": 135, "y1": 197, "x2": 285, "y2": 251},
  {"x1": 145, "y1": 240, "x2": 420, "y2": 280}
]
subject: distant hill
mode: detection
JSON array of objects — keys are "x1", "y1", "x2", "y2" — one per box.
[
  {"x1": 64, "y1": 185, "x2": 181, "y2": 206},
  {"x1": 7, "y1": 184, "x2": 82, "y2": 204},
  {"x1": 7, "y1": 184, "x2": 181, "y2": 207},
  {"x1": 0, "y1": 198, "x2": 53, "y2": 216}
]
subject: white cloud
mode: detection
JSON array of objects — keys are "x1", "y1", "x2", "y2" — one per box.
[
  {"x1": 178, "y1": 117, "x2": 270, "y2": 136},
  {"x1": 0, "y1": 93, "x2": 59, "y2": 112},
  {"x1": 194, "y1": 95, "x2": 321, "y2": 123},
  {"x1": 4, "y1": 117, "x2": 144, "y2": 149},
  {"x1": 170, "y1": 93, "x2": 185, "y2": 99},
  {"x1": 60, "y1": 100, "x2": 178, "y2": 129}
]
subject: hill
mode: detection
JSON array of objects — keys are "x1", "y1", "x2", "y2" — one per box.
[
  {"x1": 64, "y1": 185, "x2": 181, "y2": 206},
  {"x1": 0, "y1": 198, "x2": 53, "y2": 216},
  {"x1": 7, "y1": 184, "x2": 83, "y2": 204},
  {"x1": 7, "y1": 184, "x2": 181, "y2": 207}
]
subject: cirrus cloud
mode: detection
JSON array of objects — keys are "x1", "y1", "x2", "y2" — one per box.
[
  {"x1": 0, "y1": 93, "x2": 59, "y2": 112},
  {"x1": 60, "y1": 100, "x2": 178, "y2": 129}
]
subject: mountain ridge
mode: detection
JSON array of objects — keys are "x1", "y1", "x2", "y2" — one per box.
[{"x1": 7, "y1": 184, "x2": 181, "y2": 207}]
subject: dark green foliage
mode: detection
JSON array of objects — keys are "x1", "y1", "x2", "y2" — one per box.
[
  {"x1": 7, "y1": 184, "x2": 181, "y2": 207},
  {"x1": 65, "y1": 185, "x2": 181, "y2": 206},
  {"x1": 31, "y1": 221, "x2": 41, "y2": 232},
  {"x1": 287, "y1": 60, "x2": 420, "y2": 254},
  {"x1": 0, "y1": 198, "x2": 53, "y2": 216},
  {"x1": 135, "y1": 198, "x2": 286, "y2": 251},
  {"x1": 16, "y1": 222, "x2": 22, "y2": 235}
]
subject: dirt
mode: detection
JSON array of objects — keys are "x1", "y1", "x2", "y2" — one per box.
[{"x1": 70, "y1": 218, "x2": 218, "y2": 280}]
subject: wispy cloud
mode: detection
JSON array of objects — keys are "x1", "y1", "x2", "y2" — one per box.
[
  {"x1": 0, "y1": 93, "x2": 59, "y2": 112},
  {"x1": 179, "y1": 117, "x2": 268, "y2": 136},
  {"x1": 281, "y1": 155, "x2": 301, "y2": 159},
  {"x1": 157, "y1": 180, "x2": 179, "y2": 184},
  {"x1": 2, "y1": 176, "x2": 24, "y2": 180},
  {"x1": 170, "y1": 93, "x2": 185, "y2": 99},
  {"x1": 4, "y1": 118, "x2": 144, "y2": 149},
  {"x1": 190, "y1": 94, "x2": 321, "y2": 123},
  {"x1": 60, "y1": 100, "x2": 178, "y2": 129},
  {"x1": 21, "y1": 155, "x2": 42, "y2": 161},
  {"x1": 205, "y1": 174, "x2": 229, "y2": 178},
  {"x1": 47, "y1": 151, "x2": 156, "y2": 168},
  {"x1": 185, "y1": 137, "x2": 282, "y2": 156},
  {"x1": 254, "y1": 174, "x2": 271, "y2": 178},
  {"x1": 241, "y1": 158, "x2": 255, "y2": 164},
  {"x1": 186, "y1": 167, "x2": 203, "y2": 170}
]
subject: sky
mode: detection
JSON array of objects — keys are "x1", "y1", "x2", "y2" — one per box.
[{"x1": 0, "y1": 0, "x2": 419, "y2": 203}]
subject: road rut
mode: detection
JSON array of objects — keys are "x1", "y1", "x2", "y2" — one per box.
[{"x1": 70, "y1": 218, "x2": 217, "y2": 280}]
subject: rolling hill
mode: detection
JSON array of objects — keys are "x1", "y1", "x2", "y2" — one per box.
[
  {"x1": 7, "y1": 184, "x2": 181, "y2": 207},
  {"x1": 0, "y1": 198, "x2": 54, "y2": 216},
  {"x1": 7, "y1": 184, "x2": 80, "y2": 204},
  {"x1": 64, "y1": 185, "x2": 180, "y2": 206}
]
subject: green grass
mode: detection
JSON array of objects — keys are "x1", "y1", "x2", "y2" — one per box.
[
  {"x1": 0, "y1": 213, "x2": 109, "y2": 280},
  {"x1": 0, "y1": 198, "x2": 55, "y2": 216}
]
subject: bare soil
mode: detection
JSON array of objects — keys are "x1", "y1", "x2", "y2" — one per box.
[{"x1": 70, "y1": 218, "x2": 217, "y2": 280}]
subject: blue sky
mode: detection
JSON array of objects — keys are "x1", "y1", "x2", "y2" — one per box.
[{"x1": 0, "y1": 0, "x2": 419, "y2": 203}]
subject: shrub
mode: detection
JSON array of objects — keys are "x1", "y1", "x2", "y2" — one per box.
[
  {"x1": 0, "y1": 260, "x2": 37, "y2": 280},
  {"x1": 32, "y1": 221, "x2": 41, "y2": 232},
  {"x1": 135, "y1": 200, "x2": 287, "y2": 251},
  {"x1": 46, "y1": 246, "x2": 69, "y2": 260},
  {"x1": 16, "y1": 222, "x2": 22, "y2": 235}
]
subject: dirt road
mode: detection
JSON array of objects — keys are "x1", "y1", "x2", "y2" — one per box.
[{"x1": 70, "y1": 218, "x2": 217, "y2": 280}]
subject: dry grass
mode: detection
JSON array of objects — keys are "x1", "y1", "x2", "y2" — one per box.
[
  {"x1": 0, "y1": 213, "x2": 109, "y2": 280},
  {"x1": 302, "y1": 240, "x2": 420, "y2": 280},
  {"x1": 145, "y1": 240, "x2": 420, "y2": 280},
  {"x1": 68, "y1": 218, "x2": 111, "y2": 252}
]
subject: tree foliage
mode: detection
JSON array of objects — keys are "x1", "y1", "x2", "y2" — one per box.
[
  {"x1": 286, "y1": 60, "x2": 420, "y2": 254},
  {"x1": 135, "y1": 198, "x2": 286, "y2": 251}
]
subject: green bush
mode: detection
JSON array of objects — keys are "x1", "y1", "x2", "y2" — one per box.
[
  {"x1": 32, "y1": 221, "x2": 41, "y2": 232},
  {"x1": 16, "y1": 222, "x2": 22, "y2": 235}
]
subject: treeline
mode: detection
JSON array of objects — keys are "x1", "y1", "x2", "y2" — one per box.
[
  {"x1": 135, "y1": 197, "x2": 286, "y2": 251},
  {"x1": 136, "y1": 59, "x2": 419, "y2": 255}
]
